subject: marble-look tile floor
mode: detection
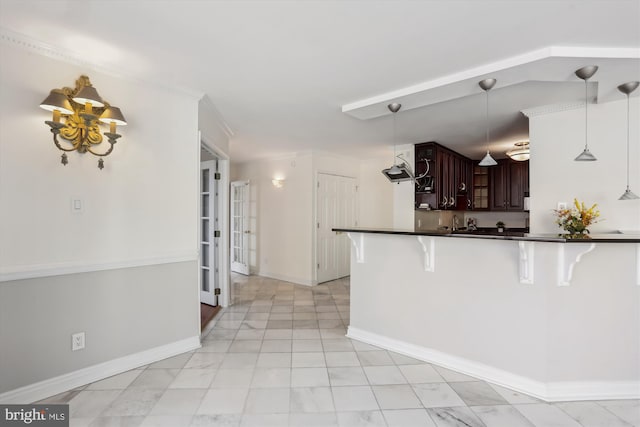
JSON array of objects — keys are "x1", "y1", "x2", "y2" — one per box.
[{"x1": 39, "y1": 275, "x2": 639, "y2": 427}]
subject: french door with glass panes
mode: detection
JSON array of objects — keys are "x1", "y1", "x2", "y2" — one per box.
[
  {"x1": 230, "y1": 180, "x2": 250, "y2": 275},
  {"x1": 200, "y1": 161, "x2": 220, "y2": 305}
]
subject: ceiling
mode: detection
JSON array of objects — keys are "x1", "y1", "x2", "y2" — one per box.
[{"x1": 2, "y1": 0, "x2": 639, "y2": 163}]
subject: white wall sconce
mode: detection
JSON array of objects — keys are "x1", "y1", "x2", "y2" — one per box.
[
  {"x1": 272, "y1": 178, "x2": 285, "y2": 188},
  {"x1": 40, "y1": 75, "x2": 127, "y2": 170}
]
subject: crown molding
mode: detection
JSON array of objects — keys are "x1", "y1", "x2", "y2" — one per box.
[
  {"x1": 521, "y1": 101, "x2": 586, "y2": 118},
  {"x1": 199, "y1": 95, "x2": 234, "y2": 138},
  {"x1": 0, "y1": 27, "x2": 204, "y2": 100}
]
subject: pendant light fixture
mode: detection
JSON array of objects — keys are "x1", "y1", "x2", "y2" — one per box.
[
  {"x1": 387, "y1": 102, "x2": 402, "y2": 175},
  {"x1": 617, "y1": 81, "x2": 639, "y2": 200},
  {"x1": 574, "y1": 65, "x2": 598, "y2": 161},
  {"x1": 478, "y1": 78, "x2": 497, "y2": 166},
  {"x1": 506, "y1": 141, "x2": 530, "y2": 161}
]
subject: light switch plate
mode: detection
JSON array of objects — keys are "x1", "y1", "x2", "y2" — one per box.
[
  {"x1": 557, "y1": 202, "x2": 567, "y2": 210},
  {"x1": 71, "y1": 198, "x2": 83, "y2": 214}
]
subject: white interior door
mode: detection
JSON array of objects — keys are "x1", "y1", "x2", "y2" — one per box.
[
  {"x1": 200, "y1": 161, "x2": 218, "y2": 305},
  {"x1": 231, "y1": 180, "x2": 250, "y2": 275},
  {"x1": 336, "y1": 177, "x2": 357, "y2": 278},
  {"x1": 316, "y1": 173, "x2": 357, "y2": 284},
  {"x1": 317, "y1": 174, "x2": 338, "y2": 283}
]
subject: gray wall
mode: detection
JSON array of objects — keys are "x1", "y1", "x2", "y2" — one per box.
[{"x1": 0, "y1": 262, "x2": 198, "y2": 393}]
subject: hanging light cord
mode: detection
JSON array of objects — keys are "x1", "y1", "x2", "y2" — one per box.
[
  {"x1": 392, "y1": 112, "x2": 397, "y2": 166},
  {"x1": 485, "y1": 90, "x2": 490, "y2": 146},
  {"x1": 584, "y1": 79, "x2": 589, "y2": 151},
  {"x1": 626, "y1": 93, "x2": 630, "y2": 189}
]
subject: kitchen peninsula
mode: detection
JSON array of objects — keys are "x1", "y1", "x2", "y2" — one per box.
[{"x1": 333, "y1": 227, "x2": 640, "y2": 402}]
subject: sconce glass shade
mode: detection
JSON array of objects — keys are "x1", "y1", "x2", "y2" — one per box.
[
  {"x1": 39, "y1": 91, "x2": 73, "y2": 115},
  {"x1": 100, "y1": 106, "x2": 127, "y2": 126},
  {"x1": 478, "y1": 150, "x2": 497, "y2": 166},
  {"x1": 506, "y1": 141, "x2": 530, "y2": 161},
  {"x1": 72, "y1": 85, "x2": 104, "y2": 107}
]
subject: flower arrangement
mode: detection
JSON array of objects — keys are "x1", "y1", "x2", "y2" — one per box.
[{"x1": 554, "y1": 199, "x2": 600, "y2": 236}]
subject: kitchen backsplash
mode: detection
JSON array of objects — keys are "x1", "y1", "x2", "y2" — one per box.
[
  {"x1": 464, "y1": 211, "x2": 529, "y2": 228},
  {"x1": 415, "y1": 210, "x2": 529, "y2": 230}
]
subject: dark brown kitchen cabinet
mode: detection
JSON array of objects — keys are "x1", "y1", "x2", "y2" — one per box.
[
  {"x1": 415, "y1": 142, "x2": 472, "y2": 211},
  {"x1": 472, "y1": 166, "x2": 490, "y2": 210},
  {"x1": 490, "y1": 159, "x2": 529, "y2": 211}
]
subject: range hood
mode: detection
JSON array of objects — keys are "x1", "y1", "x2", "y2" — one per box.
[{"x1": 382, "y1": 162, "x2": 415, "y2": 182}]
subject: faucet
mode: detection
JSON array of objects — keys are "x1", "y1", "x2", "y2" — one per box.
[{"x1": 452, "y1": 215, "x2": 459, "y2": 231}]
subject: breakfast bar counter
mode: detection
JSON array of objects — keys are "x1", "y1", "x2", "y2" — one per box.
[{"x1": 332, "y1": 227, "x2": 640, "y2": 402}]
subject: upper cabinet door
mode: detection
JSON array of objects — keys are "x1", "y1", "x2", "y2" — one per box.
[
  {"x1": 490, "y1": 159, "x2": 529, "y2": 211},
  {"x1": 507, "y1": 161, "x2": 527, "y2": 210},
  {"x1": 490, "y1": 162, "x2": 507, "y2": 210}
]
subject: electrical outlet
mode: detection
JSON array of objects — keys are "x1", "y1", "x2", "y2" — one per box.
[
  {"x1": 557, "y1": 202, "x2": 567, "y2": 210},
  {"x1": 72, "y1": 332, "x2": 85, "y2": 351}
]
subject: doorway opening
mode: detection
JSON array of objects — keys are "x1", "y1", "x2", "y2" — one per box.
[
  {"x1": 230, "y1": 180, "x2": 250, "y2": 275},
  {"x1": 199, "y1": 142, "x2": 229, "y2": 330}
]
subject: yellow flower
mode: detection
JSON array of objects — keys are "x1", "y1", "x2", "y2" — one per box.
[{"x1": 554, "y1": 199, "x2": 601, "y2": 235}]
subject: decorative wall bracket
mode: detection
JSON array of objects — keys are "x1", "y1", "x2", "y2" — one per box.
[
  {"x1": 557, "y1": 243, "x2": 596, "y2": 286},
  {"x1": 346, "y1": 232, "x2": 365, "y2": 263},
  {"x1": 518, "y1": 241, "x2": 535, "y2": 284},
  {"x1": 416, "y1": 236, "x2": 435, "y2": 272}
]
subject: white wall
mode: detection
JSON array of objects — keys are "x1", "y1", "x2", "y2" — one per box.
[
  {"x1": 529, "y1": 98, "x2": 640, "y2": 233},
  {"x1": 232, "y1": 151, "x2": 394, "y2": 285},
  {"x1": 0, "y1": 38, "x2": 200, "y2": 397},
  {"x1": 348, "y1": 233, "x2": 639, "y2": 401},
  {"x1": 359, "y1": 158, "x2": 394, "y2": 228},
  {"x1": 0, "y1": 47, "x2": 199, "y2": 271},
  {"x1": 233, "y1": 153, "x2": 314, "y2": 285},
  {"x1": 392, "y1": 144, "x2": 415, "y2": 229}
]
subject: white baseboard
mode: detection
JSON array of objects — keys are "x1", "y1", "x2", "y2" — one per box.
[
  {"x1": 347, "y1": 326, "x2": 639, "y2": 402},
  {"x1": 0, "y1": 336, "x2": 201, "y2": 404},
  {"x1": 253, "y1": 270, "x2": 315, "y2": 287}
]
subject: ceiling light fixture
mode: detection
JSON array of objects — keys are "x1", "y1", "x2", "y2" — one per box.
[
  {"x1": 40, "y1": 75, "x2": 127, "y2": 170},
  {"x1": 506, "y1": 141, "x2": 530, "y2": 161},
  {"x1": 574, "y1": 65, "x2": 598, "y2": 162},
  {"x1": 387, "y1": 103, "x2": 402, "y2": 175},
  {"x1": 617, "y1": 81, "x2": 639, "y2": 200},
  {"x1": 478, "y1": 78, "x2": 497, "y2": 167},
  {"x1": 381, "y1": 103, "x2": 415, "y2": 182}
]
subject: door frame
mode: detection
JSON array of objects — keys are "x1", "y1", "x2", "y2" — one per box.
[
  {"x1": 200, "y1": 160, "x2": 217, "y2": 305},
  {"x1": 200, "y1": 135, "x2": 230, "y2": 308},
  {"x1": 313, "y1": 171, "x2": 358, "y2": 285}
]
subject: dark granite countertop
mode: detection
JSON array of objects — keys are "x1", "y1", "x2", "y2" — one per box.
[{"x1": 332, "y1": 227, "x2": 640, "y2": 243}]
